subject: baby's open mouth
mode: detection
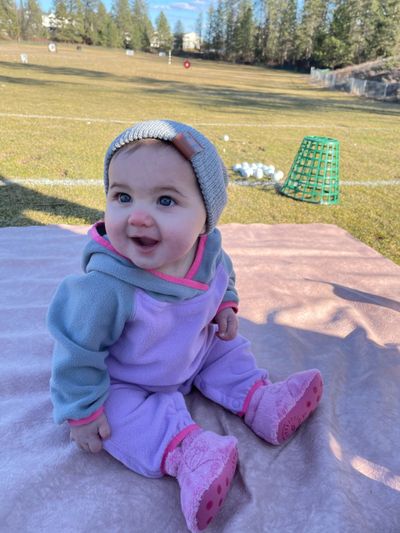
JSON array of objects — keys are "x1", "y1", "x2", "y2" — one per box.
[{"x1": 131, "y1": 236, "x2": 159, "y2": 248}]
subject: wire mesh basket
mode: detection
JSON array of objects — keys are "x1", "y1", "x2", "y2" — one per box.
[{"x1": 280, "y1": 136, "x2": 340, "y2": 205}]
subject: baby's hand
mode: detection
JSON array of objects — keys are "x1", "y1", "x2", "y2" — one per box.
[
  {"x1": 70, "y1": 412, "x2": 111, "y2": 453},
  {"x1": 215, "y1": 307, "x2": 238, "y2": 340}
]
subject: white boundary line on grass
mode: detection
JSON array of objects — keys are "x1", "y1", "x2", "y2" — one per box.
[
  {"x1": 2, "y1": 178, "x2": 399, "y2": 187},
  {"x1": 0, "y1": 112, "x2": 128, "y2": 124},
  {"x1": 0, "y1": 112, "x2": 397, "y2": 131}
]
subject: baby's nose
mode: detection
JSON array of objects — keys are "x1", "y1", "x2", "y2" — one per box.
[{"x1": 127, "y1": 208, "x2": 153, "y2": 227}]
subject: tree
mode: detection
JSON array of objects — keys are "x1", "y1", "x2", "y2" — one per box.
[
  {"x1": 296, "y1": 0, "x2": 330, "y2": 66},
  {"x1": 258, "y1": 0, "x2": 282, "y2": 63},
  {"x1": 131, "y1": 0, "x2": 153, "y2": 51},
  {"x1": 156, "y1": 10, "x2": 172, "y2": 51},
  {"x1": 20, "y1": 0, "x2": 44, "y2": 40},
  {"x1": 225, "y1": 1, "x2": 237, "y2": 61},
  {"x1": 51, "y1": 0, "x2": 69, "y2": 42},
  {"x1": 81, "y1": 0, "x2": 96, "y2": 44},
  {"x1": 364, "y1": 0, "x2": 400, "y2": 59},
  {"x1": 104, "y1": 14, "x2": 120, "y2": 47},
  {"x1": 204, "y1": 2, "x2": 216, "y2": 52},
  {"x1": 173, "y1": 19, "x2": 184, "y2": 52},
  {"x1": 195, "y1": 10, "x2": 203, "y2": 48},
  {"x1": 213, "y1": 0, "x2": 225, "y2": 56},
  {"x1": 275, "y1": 0, "x2": 297, "y2": 64},
  {"x1": 112, "y1": 0, "x2": 132, "y2": 48},
  {"x1": 0, "y1": 0, "x2": 19, "y2": 39},
  {"x1": 93, "y1": 0, "x2": 121, "y2": 48},
  {"x1": 234, "y1": 0, "x2": 255, "y2": 63},
  {"x1": 60, "y1": 0, "x2": 83, "y2": 43}
]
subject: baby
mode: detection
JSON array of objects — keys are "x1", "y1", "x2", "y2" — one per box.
[{"x1": 48, "y1": 120, "x2": 323, "y2": 532}]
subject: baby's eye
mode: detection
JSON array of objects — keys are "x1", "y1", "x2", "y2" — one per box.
[
  {"x1": 158, "y1": 195, "x2": 176, "y2": 207},
  {"x1": 118, "y1": 192, "x2": 132, "y2": 204}
]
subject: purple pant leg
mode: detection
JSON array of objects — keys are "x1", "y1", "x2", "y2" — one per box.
[
  {"x1": 194, "y1": 334, "x2": 268, "y2": 414},
  {"x1": 103, "y1": 382, "x2": 195, "y2": 478}
]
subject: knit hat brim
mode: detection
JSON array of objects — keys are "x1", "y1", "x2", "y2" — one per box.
[{"x1": 104, "y1": 120, "x2": 228, "y2": 234}]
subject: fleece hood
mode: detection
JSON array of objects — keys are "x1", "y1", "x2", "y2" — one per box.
[{"x1": 82, "y1": 222, "x2": 226, "y2": 302}]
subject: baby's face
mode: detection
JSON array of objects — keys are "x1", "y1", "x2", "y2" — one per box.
[{"x1": 105, "y1": 140, "x2": 207, "y2": 277}]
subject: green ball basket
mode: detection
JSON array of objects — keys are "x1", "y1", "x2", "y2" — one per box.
[{"x1": 280, "y1": 136, "x2": 340, "y2": 205}]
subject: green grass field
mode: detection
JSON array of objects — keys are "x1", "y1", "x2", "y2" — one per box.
[{"x1": 1, "y1": 41, "x2": 399, "y2": 264}]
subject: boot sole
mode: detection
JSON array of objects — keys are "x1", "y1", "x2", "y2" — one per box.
[
  {"x1": 277, "y1": 372, "x2": 323, "y2": 444},
  {"x1": 196, "y1": 444, "x2": 238, "y2": 530}
]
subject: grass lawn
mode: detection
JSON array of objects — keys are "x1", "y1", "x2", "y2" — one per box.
[{"x1": 1, "y1": 41, "x2": 399, "y2": 264}]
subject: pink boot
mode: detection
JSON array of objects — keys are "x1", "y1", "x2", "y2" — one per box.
[
  {"x1": 164, "y1": 429, "x2": 238, "y2": 532},
  {"x1": 244, "y1": 369, "x2": 323, "y2": 445}
]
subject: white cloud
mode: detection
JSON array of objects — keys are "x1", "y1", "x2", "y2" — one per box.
[
  {"x1": 170, "y1": 2, "x2": 196, "y2": 10},
  {"x1": 193, "y1": 0, "x2": 207, "y2": 4},
  {"x1": 151, "y1": 4, "x2": 171, "y2": 10}
]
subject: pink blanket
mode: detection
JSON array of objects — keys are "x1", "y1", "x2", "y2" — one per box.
[{"x1": 1, "y1": 223, "x2": 400, "y2": 532}]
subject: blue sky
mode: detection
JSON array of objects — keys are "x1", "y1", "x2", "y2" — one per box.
[{"x1": 39, "y1": 0, "x2": 212, "y2": 33}]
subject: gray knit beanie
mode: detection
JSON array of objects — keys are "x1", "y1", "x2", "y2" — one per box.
[{"x1": 104, "y1": 119, "x2": 228, "y2": 234}]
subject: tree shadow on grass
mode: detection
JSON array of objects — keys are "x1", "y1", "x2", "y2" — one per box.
[
  {"x1": 126, "y1": 76, "x2": 400, "y2": 118},
  {"x1": 0, "y1": 175, "x2": 103, "y2": 227},
  {"x1": 0, "y1": 60, "x2": 121, "y2": 82},
  {"x1": 2, "y1": 59, "x2": 399, "y2": 118}
]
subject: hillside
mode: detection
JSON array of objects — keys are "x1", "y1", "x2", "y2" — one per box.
[{"x1": 333, "y1": 56, "x2": 400, "y2": 82}]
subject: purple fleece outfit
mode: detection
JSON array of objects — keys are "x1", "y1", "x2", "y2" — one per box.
[
  {"x1": 48, "y1": 223, "x2": 267, "y2": 478},
  {"x1": 104, "y1": 262, "x2": 266, "y2": 477}
]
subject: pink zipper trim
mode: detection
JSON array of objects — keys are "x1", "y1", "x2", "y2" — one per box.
[
  {"x1": 148, "y1": 269, "x2": 209, "y2": 290},
  {"x1": 68, "y1": 405, "x2": 104, "y2": 427},
  {"x1": 185, "y1": 234, "x2": 207, "y2": 279},
  {"x1": 160, "y1": 423, "x2": 200, "y2": 475}
]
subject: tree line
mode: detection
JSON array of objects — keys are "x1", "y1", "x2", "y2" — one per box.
[{"x1": 1, "y1": 0, "x2": 399, "y2": 69}]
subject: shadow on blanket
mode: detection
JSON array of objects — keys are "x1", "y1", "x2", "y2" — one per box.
[{"x1": 1, "y1": 223, "x2": 399, "y2": 533}]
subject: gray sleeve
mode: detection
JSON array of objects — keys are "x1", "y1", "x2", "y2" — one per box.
[{"x1": 47, "y1": 272, "x2": 134, "y2": 424}]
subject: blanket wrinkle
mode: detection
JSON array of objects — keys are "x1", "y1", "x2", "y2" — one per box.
[{"x1": 1, "y1": 223, "x2": 400, "y2": 533}]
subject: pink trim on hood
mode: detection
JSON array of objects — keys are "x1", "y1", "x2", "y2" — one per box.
[
  {"x1": 89, "y1": 222, "x2": 209, "y2": 290},
  {"x1": 89, "y1": 222, "x2": 123, "y2": 257}
]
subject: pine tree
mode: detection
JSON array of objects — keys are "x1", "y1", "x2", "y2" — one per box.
[
  {"x1": 204, "y1": 2, "x2": 216, "y2": 52},
  {"x1": 276, "y1": 0, "x2": 297, "y2": 64},
  {"x1": 81, "y1": 0, "x2": 96, "y2": 44},
  {"x1": 93, "y1": 0, "x2": 108, "y2": 45},
  {"x1": 156, "y1": 10, "x2": 172, "y2": 51},
  {"x1": 195, "y1": 11, "x2": 203, "y2": 47},
  {"x1": 52, "y1": 0, "x2": 68, "y2": 42},
  {"x1": 104, "y1": 14, "x2": 120, "y2": 47},
  {"x1": 224, "y1": 1, "x2": 237, "y2": 61},
  {"x1": 234, "y1": 0, "x2": 255, "y2": 63},
  {"x1": 112, "y1": 0, "x2": 132, "y2": 48},
  {"x1": 68, "y1": 0, "x2": 84, "y2": 43},
  {"x1": 131, "y1": 0, "x2": 153, "y2": 51},
  {"x1": 213, "y1": 0, "x2": 225, "y2": 56},
  {"x1": 20, "y1": 0, "x2": 44, "y2": 40},
  {"x1": 253, "y1": 0, "x2": 268, "y2": 62},
  {"x1": 364, "y1": 0, "x2": 400, "y2": 59},
  {"x1": 264, "y1": 0, "x2": 281, "y2": 63},
  {"x1": 0, "y1": 0, "x2": 19, "y2": 39},
  {"x1": 321, "y1": 0, "x2": 366, "y2": 66},
  {"x1": 296, "y1": 0, "x2": 330, "y2": 66},
  {"x1": 173, "y1": 19, "x2": 184, "y2": 52}
]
